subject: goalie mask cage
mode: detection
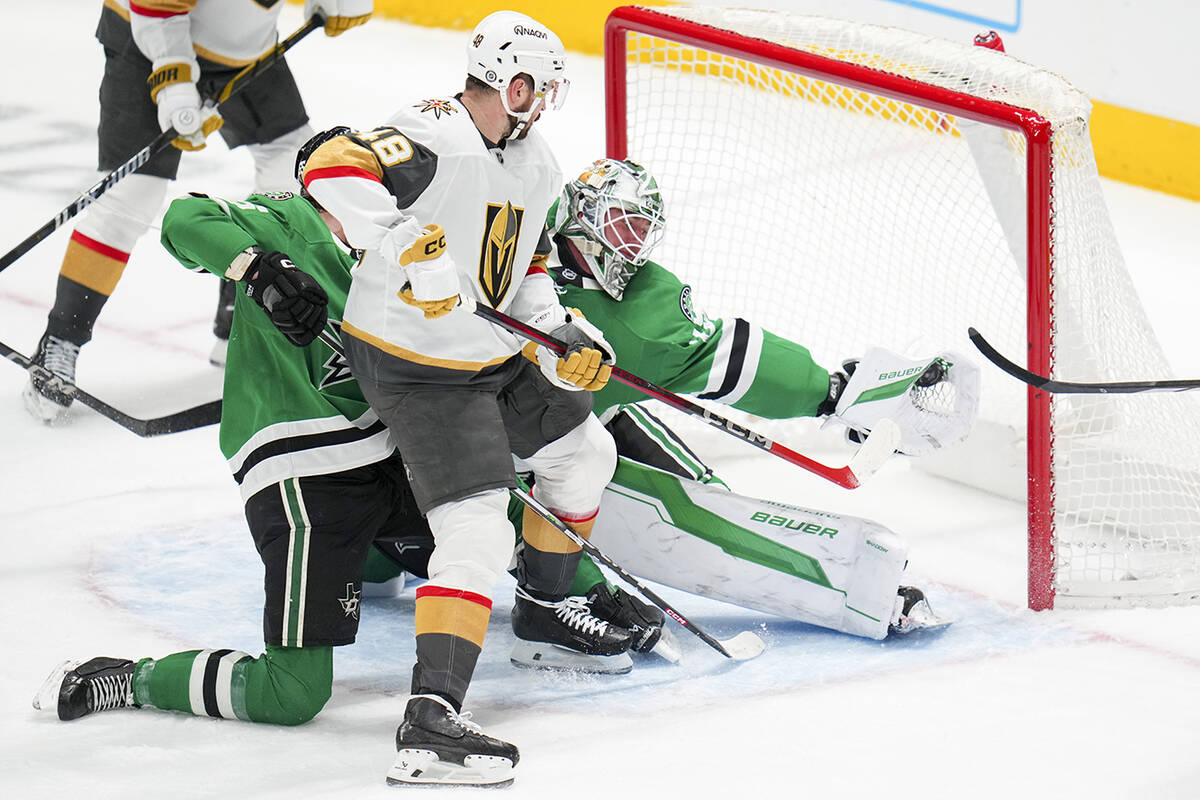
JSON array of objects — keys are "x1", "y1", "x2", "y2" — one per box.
[{"x1": 604, "y1": 4, "x2": 1200, "y2": 610}]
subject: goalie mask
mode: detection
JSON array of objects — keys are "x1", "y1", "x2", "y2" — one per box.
[
  {"x1": 554, "y1": 159, "x2": 667, "y2": 301},
  {"x1": 467, "y1": 11, "x2": 569, "y2": 140}
]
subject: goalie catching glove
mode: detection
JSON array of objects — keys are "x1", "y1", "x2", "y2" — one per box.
[
  {"x1": 525, "y1": 306, "x2": 615, "y2": 392},
  {"x1": 821, "y1": 347, "x2": 979, "y2": 456},
  {"x1": 229, "y1": 248, "x2": 329, "y2": 347}
]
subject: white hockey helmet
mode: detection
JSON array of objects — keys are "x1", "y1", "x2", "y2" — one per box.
[
  {"x1": 553, "y1": 159, "x2": 667, "y2": 301},
  {"x1": 467, "y1": 11, "x2": 569, "y2": 138}
]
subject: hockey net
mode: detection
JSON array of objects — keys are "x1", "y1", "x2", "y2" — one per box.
[{"x1": 604, "y1": 4, "x2": 1200, "y2": 609}]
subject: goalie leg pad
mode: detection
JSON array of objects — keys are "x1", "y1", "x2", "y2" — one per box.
[{"x1": 590, "y1": 458, "x2": 910, "y2": 639}]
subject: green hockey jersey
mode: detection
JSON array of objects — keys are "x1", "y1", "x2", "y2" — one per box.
[
  {"x1": 543, "y1": 218, "x2": 832, "y2": 419},
  {"x1": 160, "y1": 192, "x2": 393, "y2": 501}
]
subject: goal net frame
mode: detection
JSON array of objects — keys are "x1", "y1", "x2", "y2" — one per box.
[{"x1": 602, "y1": 4, "x2": 1199, "y2": 611}]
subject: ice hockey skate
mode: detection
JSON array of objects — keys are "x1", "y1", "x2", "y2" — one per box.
[
  {"x1": 32, "y1": 657, "x2": 135, "y2": 721},
  {"x1": 387, "y1": 694, "x2": 518, "y2": 788},
  {"x1": 889, "y1": 586, "x2": 952, "y2": 634},
  {"x1": 22, "y1": 333, "x2": 80, "y2": 423},
  {"x1": 510, "y1": 585, "x2": 634, "y2": 674},
  {"x1": 586, "y1": 583, "x2": 682, "y2": 663}
]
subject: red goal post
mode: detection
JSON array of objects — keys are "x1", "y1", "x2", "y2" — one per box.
[{"x1": 602, "y1": 5, "x2": 1200, "y2": 610}]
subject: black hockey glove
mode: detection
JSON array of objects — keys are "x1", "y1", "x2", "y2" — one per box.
[
  {"x1": 816, "y1": 364, "x2": 852, "y2": 417},
  {"x1": 243, "y1": 251, "x2": 329, "y2": 347}
]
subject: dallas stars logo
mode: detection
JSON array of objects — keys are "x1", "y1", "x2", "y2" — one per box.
[
  {"x1": 338, "y1": 583, "x2": 361, "y2": 619},
  {"x1": 416, "y1": 98, "x2": 457, "y2": 119},
  {"x1": 319, "y1": 321, "x2": 353, "y2": 389}
]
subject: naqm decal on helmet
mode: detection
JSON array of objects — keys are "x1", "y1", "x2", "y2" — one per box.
[
  {"x1": 555, "y1": 159, "x2": 666, "y2": 301},
  {"x1": 467, "y1": 11, "x2": 569, "y2": 139}
]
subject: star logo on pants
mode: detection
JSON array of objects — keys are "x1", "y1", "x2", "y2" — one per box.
[{"x1": 338, "y1": 583, "x2": 361, "y2": 619}]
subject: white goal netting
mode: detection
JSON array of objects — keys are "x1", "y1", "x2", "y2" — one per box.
[{"x1": 609, "y1": 5, "x2": 1200, "y2": 608}]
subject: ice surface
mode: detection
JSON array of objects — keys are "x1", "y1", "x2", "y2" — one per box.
[{"x1": 1, "y1": 3, "x2": 1198, "y2": 799}]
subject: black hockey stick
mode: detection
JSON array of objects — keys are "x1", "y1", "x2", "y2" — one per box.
[
  {"x1": 0, "y1": 13, "x2": 324, "y2": 273},
  {"x1": 466, "y1": 300, "x2": 899, "y2": 489},
  {"x1": 968, "y1": 327, "x2": 1200, "y2": 394},
  {"x1": 512, "y1": 484, "x2": 765, "y2": 661},
  {"x1": 1, "y1": 339, "x2": 221, "y2": 436}
]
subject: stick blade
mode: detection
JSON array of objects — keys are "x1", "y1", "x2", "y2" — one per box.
[
  {"x1": 845, "y1": 418, "x2": 901, "y2": 484},
  {"x1": 720, "y1": 631, "x2": 767, "y2": 661}
]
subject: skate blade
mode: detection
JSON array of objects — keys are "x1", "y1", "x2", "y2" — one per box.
[
  {"x1": 22, "y1": 381, "x2": 70, "y2": 424},
  {"x1": 890, "y1": 599, "x2": 954, "y2": 635},
  {"x1": 509, "y1": 639, "x2": 633, "y2": 674},
  {"x1": 386, "y1": 749, "x2": 514, "y2": 788},
  {"x1": 32, "y1": 659, "x2": 78, "y2": 713},
  {"x1": 648, "y1": 627, "x2": 683, "y2": 664}
]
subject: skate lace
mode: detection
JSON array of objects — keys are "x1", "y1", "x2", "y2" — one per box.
[
  {"x1": 87, "y1": 672, "x2": 132, "y2": 713},
  {"x1": 411, "y1": 694, "x2": 484, "y2": 735},
  {"x1": 516, "y1": 586, "x2": 610, "y2": 636},
  {"x1": 42, "y1": 337, "x2": 80, "y2": 381},
  {"x1": 554, "y1": 595, "x2": 609, "y2": 636}
]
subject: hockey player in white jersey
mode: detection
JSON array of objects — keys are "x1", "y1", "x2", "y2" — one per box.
[
  {"x1": 299, "y1": 11, "x2": 619, "y2": 787},
  {"x1": 23, "y1": 0, "x2": 372, "y2": 421}
]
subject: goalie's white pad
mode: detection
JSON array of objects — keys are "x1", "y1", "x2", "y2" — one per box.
[
  {"x1": 831, "y1": 347, "x2": 979, "y2": 457},
  {"x1": 592, "y1": 458, "x2": 911, "y2": 640}
]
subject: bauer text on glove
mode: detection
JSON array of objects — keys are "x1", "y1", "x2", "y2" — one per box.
[{"x1": 235, "y1": 248, "x2": 329, "y2": 347}]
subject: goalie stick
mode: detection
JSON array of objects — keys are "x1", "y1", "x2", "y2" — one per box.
[
  {"x1": 311, "y1": 329, "x2": 763, "y2": 660},
  {"x1": 0, "y1": 13, "x2": 325, "y2": 273},
  {"x1": 968, "y1": 327, "x2": 1200, "y2": 394},
  {"x1": 0, "y1": 339, "x2": 221, "y2": 436},
  {"x1": 466, "y1": 299, "x2": 900, "y2": 489},
  {"x1": 513, "y1": 483, "x2": 766, "y2": 661}
]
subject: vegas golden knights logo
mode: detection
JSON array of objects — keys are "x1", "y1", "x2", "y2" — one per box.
[{"x1": 478, "y1": 202, "x2": 524, "y2": 306}]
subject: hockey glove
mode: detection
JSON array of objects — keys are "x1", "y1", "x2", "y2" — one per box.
[
  {"x1": 148, "y1": 61, "x2": 223, "y2": 151},
  {"x1": 394, "y1": 224, "x2": 460, "y2": 319},
  {"x1": 305, "y1": 0, "x2": 373, "y2": 36},
  {"x1": 526, "y1": 307, "x2": 615, "y2": 392},
  {"x1": 241, "y1": 249, "x2": 329, "y2": 347},
  {"x1": 826, "y1": 347, "x2": 979, "y2": 456}
]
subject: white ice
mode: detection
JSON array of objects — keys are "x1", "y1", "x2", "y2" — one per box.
[{"x1": 1, "y1": 3, "x2": 1198, "y2": 799}]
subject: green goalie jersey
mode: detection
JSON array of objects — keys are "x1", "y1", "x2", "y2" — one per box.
[
  {"x1": 160, "y1": 191, "x2": 394, "y2": 502},
  {"x1": 544, "y1": 229, "x2": 832, "y2": 420}
]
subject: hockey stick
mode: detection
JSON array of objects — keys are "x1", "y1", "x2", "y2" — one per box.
[
  {"x1": 0, "y1": 13, "x2": 325, "y2": 273},
  {"x1": 466, "y1": 300, "x2": 900, "y2": 489},
  {"x1": 0, "y1": 339, "x2": 221, "y2": 436},
  {"x1": 511, "y1": 484, "x2": 766, "y2": 661},
  {"x1": 968, "y1": 327, "x2": 1200, "y2": 394}
]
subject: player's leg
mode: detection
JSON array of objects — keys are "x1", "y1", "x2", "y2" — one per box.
[
  {"x1": 503, "y1": 363, "x2": 637, "y2": 670},
  {"x1": 25, "y1": 43, "x2": 178, "y2": 421},
  {"x1": 34, "y1": 464, "x2": 398, "y2": 723},
  {"x1": 354, "y1": 382, "x2": 520, "y2": 786},
  {"x1": 593, "y1": 457, "x2": 920, "y2": 640}
]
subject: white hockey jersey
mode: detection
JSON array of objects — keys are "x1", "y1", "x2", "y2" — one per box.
[
  {"x1": 104, "y1": 0, "x2": 283, "y2": 66},
  {"x1": 303, "y1": 97, "x2": 564, "y2": 378}
]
